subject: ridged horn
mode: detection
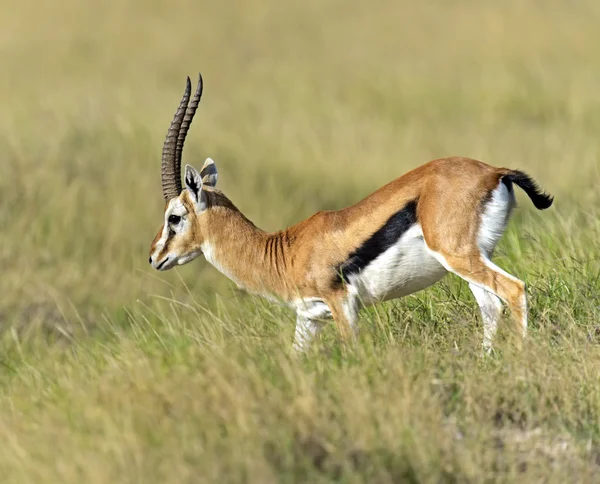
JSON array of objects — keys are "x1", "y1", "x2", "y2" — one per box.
[
  {"x1": 161, "y1": 77, "x2": 191, "y2": 201},
  {"x1": 175, "y1": 74, "x2": 203, "y2": 186}
]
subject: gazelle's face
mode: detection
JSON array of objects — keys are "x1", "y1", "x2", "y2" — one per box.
[
  {"x1": 149, "y1": 160, "x2": 218, "y2": 271},
  {"x1": 149, "y1": 192, "x2": 203, "y2": 271},
  {"x1": 151, "y1": 74, "x2": 216, "y2": 271}
]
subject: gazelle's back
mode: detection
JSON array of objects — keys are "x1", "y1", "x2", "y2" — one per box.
[{"x1": 284, "y1": 157, "x2": 505, "y2": 296}]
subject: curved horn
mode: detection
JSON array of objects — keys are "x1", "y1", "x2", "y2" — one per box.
[
  {"x1": 161, "y1": 77, "x2": 191, "y2": 201},
  {"x1": 175, "y1": 73, "x2": 204, "y2": 184}
]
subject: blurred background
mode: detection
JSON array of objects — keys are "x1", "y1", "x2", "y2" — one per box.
[
  {"x1": 0, "y1": 0, "x2": 600, "y2": 321},
  {"x1": 2, "y1": 0, "x2": 598, "y2": 331},
  {"x1": 2, "y1": 1, "x2": 600, "y2": 481}
]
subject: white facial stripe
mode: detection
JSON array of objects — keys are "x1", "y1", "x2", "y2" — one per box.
[
  {"x1": 165, "y1": 198, "x2": 187, "y2": 219},
  {"x1": 154, "y1": 198, "x2": 182, "y2": 251}
]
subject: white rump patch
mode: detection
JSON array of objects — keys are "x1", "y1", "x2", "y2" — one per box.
[{"x1": 478, "y1": 181, "x2": 516, "y2": 256}]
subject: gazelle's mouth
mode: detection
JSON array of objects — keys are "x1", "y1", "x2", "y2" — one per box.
[{"x1": 155, "y1": 257, "x2": 171, "y2": 271}]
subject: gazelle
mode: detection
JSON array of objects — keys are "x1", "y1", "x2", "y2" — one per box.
[{"x1": 149, "y1": 74, "x2": 554, "y2": 352}]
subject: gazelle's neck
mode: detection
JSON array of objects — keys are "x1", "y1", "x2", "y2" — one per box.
[{"x1": 202, "y1": 205, "x2": 292, "y2": 299}]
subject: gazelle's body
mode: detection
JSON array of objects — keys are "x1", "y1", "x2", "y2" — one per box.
[{"x1": 150, "y1": 75, "x2": 553, "y2": 352}]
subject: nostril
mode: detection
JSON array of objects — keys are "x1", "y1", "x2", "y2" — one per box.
[{"x1": 149, "y1": 257, "x2": 152, "y2": 264}]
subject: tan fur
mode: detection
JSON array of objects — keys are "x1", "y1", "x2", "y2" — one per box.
[
  {"x1": 150, "y1": 156, "x2": 550, "y2": 349},
  {"x1": 169, "y1": 157, "x2": 500, "y2": 299}
]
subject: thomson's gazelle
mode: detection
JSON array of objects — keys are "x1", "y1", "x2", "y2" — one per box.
[{"x1": 149, "y1": 75, "x2": 554, "y2": 352}]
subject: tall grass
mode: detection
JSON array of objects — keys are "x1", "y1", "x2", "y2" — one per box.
[{"x1": 1, "y1": 0, "x2": 600, "y2": 481}]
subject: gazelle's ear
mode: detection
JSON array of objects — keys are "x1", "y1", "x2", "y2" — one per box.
[
  {"x1": 184, "y1": 164, "x2": 205, "y2": 210},
  {"x1": 200, "y1": 158, "x2": 218, "y2": 187}
]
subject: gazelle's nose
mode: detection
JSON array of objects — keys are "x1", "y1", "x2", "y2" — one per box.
[{"x1": 148, "y1": 256, "x2": 152, "y2": 265}]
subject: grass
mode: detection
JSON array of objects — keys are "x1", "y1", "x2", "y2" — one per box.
[{"x1": 1, "y1": 0, "x2": 600, "y2": 481}]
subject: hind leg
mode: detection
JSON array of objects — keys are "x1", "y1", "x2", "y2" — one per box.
[
  {"x1": 420, "y1": 175, "x2": 527, "y2": 349},
  {"x1": 480, "y1": 257, "x2": 527, "y2": 344},
  {"x1": 431, "y1": 251, "x2": 527, "y2": 349},
  {"x1": 469, "y1": 283, "x2": 504, "y2": 353}
]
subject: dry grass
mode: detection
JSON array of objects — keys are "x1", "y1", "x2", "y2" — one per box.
[{"x1": 1, "y1": 0, "x2": 600, "y2": 482}]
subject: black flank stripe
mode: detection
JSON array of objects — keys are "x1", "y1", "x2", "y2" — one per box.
[{"x1": 335, "y1": 199, "x2": 418, "y2": 285}]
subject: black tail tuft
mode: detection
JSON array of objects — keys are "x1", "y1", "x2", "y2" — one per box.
[{"x1": 502, "y1": 170, "x2": 554, "y2": 210}]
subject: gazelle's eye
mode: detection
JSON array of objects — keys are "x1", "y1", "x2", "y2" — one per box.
[{"x1": 168, "y1": 214, "x2": 181, "y2": 225}]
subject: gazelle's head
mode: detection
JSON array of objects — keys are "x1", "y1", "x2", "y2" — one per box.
[{"x1": 149, "y1": 74, "x2": 220, "y2": 271}]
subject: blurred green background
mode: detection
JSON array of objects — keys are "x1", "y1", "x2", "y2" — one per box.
[
  {"x1": 1, "y1": 0, "x2": 600, "y2": 482},
  {"x1": 2, "y1": 0, "x2": 597, "y2": 321}
]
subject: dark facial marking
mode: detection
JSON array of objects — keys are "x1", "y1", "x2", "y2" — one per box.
[
  {"x1": 186, "y1": 171, "x2": 200, "y2": 197},
  {"x1": 157, "y1": 237, "x2": 173, "y2": 263},
  {"x1": 335, "y1": 199, "x2": 418, "y2": 285}
]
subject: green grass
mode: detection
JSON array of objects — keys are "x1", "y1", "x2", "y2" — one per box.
[{"x1": 1, "y1": 0, "x2": 600, "y2": 481}]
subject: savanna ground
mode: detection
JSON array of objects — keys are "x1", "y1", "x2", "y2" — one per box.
[{"x1": 1, "y1": 0, "x2": 599, "y2": 482}]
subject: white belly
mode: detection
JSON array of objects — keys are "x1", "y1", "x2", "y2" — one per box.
[{"x1": 347, "y1": 224, "x2": 447, "y2": 304}]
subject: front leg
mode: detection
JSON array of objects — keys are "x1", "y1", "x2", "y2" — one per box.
[
  {"x1": 292, "y1": 294, "x2": 359, "y2": 351},
  {"x1": 292, "y1": 298, "x2": 332, "y2": 352},
  {"x1": 326, "y1": 293, "x2": 359, "y2": 344},
  {"x1": 293, "y1": 315, "x2": 324, "y2": 352}
]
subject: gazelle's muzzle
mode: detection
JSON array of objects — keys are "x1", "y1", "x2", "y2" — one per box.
[
  {"x1": 149, "y1": 253, "x2": 173, "y2": 271},
  {"x1": 148, "y1": 223, "x2": 172, "y2": 270}
]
